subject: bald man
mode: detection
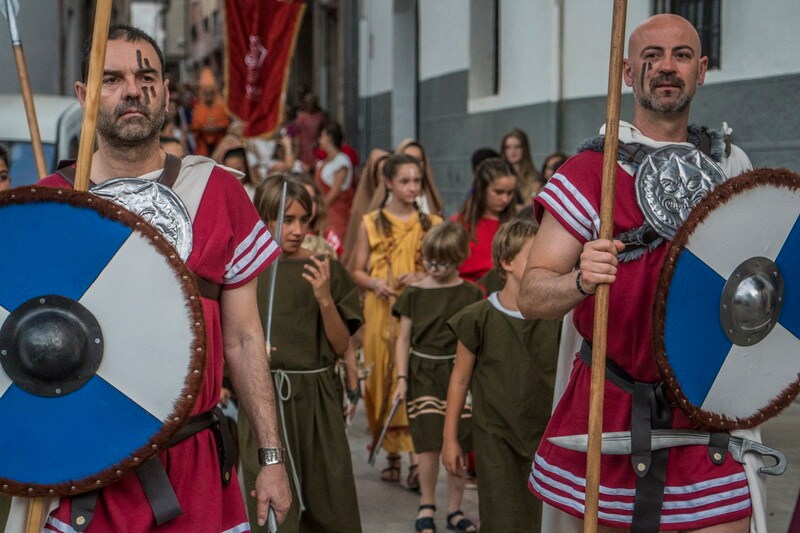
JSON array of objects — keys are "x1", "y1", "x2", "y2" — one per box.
[{"x1": 520, "y1": 15, "x2": 760, "y2": 533}]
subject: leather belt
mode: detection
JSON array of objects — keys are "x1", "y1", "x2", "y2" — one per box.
[
  {"x1": 579, "y1": 341, "x2": 672, "y2": 533},
  {"x1": 70, "y1": 407, "x2": 236, "y2": 531}
]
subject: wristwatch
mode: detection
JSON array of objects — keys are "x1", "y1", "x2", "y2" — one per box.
[{"x1": 258, "y1": 447, "x2": 286, "y2": 466}]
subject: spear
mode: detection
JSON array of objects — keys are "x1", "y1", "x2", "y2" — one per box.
[
  {"x1": 21, "y1": 2, "x2": 113, "y2": 531},
  {"x1": 1, "y1": 0, "x2": 46, "y2": 179},
  {"x1": 74, "y1": 0, "x2": 113, "y2": 193},
  {"x1": 583, "y1": 1, "x2": 628, "y2": 532}
]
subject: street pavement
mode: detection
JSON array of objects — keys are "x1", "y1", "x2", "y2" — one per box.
[{"x1": 348, "y1": 401, "x2": 799, "y2": 532}]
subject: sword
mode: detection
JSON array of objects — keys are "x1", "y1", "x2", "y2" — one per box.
[
  {"x1": 264, "y1": 181, "x2": 289, "y2": 354},
  {"x1": 368, "y1": 397, "x2": 402, "y2": 466},
  {"x1": 548, "y1": 430, "x2": 787, "y2": 475}
]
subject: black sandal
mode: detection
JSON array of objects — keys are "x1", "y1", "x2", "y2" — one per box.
[
  {"x1": 380, "y1": 454, "x2": 401, "y2": 482},
  {"x1": 415, "y1": 504, "x2": 436, "y2": 533},
  {"x1": 446, "y1": 510, "x2": 477, "y2": 532}
]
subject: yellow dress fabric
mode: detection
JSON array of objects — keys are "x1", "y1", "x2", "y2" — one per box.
[{"x1": 362, "y1": 209, "x2": 442, "y2": 453}]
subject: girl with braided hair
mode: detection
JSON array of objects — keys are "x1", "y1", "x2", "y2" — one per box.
[{"x1": 349, "y1": 154, "x2": 442, "y2": 486}]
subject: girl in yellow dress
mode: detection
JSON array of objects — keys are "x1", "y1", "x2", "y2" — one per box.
[{"x1": 349, "y1": 154, "x2": 442, "y2": 486}]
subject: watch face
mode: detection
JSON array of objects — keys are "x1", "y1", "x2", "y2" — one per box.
[{"x1": 258, "y1": 448, "x2": 285, "y2": 466}]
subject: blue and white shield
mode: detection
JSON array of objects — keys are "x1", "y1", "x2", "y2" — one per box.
[
  {"x1": 655, "y1": 168, "x2": 800, "y2": 431},
  {"x1": 0, "y1": 187, "x2": 205, "y2": 496}
]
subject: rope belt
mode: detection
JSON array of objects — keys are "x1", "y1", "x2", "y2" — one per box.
[
  {"x1": 271, "y1": 366, "x2": 332, "y2": 514},
  {"x1": 411, "y1": 350, "x2": 456, "y2": 361},
  {"x1": 579, "y1": 341, "x2": 671, "y2": 533}
]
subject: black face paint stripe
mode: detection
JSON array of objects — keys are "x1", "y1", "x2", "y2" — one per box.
[
  {"x1": 641, "y1": 61, "x2": 651, "y2": 92},
  {"x1": 142, "y1": 88, "x2": 151, "y2": 105},
  {"x1": 150, "y1": 86, "x2": 156, "y2": 97},
  {"x1": 144, "y1": 57, "x2": 152, "y2": 69},
  {"x1": 136, "y1": 49, "x2": 143, "y2": 69}
]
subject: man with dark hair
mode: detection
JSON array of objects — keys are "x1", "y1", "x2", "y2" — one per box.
[
  {"x1": 520, "y1": 14, "x2": 762, "y2": 532},
  {"x1": 35, "y1": 25, "x2": 291, "y2": 533},
  {"x1": 0, "y1": 144, "x2": 10, "y2": 192}
]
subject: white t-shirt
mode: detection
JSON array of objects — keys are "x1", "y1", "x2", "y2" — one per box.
[{"x1": 318, "y1": 152, "x2": 353, "y2": 190}]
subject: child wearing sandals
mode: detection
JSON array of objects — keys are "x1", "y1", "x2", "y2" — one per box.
[
  {"x1": 391, "y1": 222, "x2": 483, "y2": 533},
  {"x1": 442, "y1": 219, "x2": 561, "y2": 533},
  {"x1": 240, "y1": 175, "x2": 364, "y2": 532}
]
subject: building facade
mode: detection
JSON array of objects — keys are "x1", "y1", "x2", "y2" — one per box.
[
  {"x1": 358, "y1": 0, "x2": 800, "y2": 213},
  {"x1": 0, "y1": 0, "x2": 130, "y2": 96}
]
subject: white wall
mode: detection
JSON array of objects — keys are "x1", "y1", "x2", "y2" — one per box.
[
  {"x1": 418, "y1": 0, "x2": 469, "y2": 81},
  {"x1": 705, "y1": 0, "x2": 800, "y2": 84},
  {"x1": 361, "y1": 0, "x2": 800, "y2": 107},
  {"x1": 360, "y1": 0, "x2": 394, "y2": 97},
  {"x1": 468, "y1": 0, "x2": 559, "y2": 113}
]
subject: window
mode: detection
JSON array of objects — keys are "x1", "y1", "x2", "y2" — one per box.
[
  {"x1": 469, "y1": 0, "x2": 500, "y2": 98},
  {"x1": 653, "y1": 0, "x2": 722, "y2": 69}
]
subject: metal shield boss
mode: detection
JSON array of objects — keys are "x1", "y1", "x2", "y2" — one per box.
[
  {"x1": 0, "y1": 187, "x2": 205, "y2": 497},
  {"x1": 654, "y1": 169, "x2": 800, "y2": 430}
]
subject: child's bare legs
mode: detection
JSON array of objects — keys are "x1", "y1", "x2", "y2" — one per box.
[
  {"x1": 417, "y1": 451, "x2": 439, "y2": 523},
  {"x1": 446, "y1": 456, "x2": 477, "y2": 532}
]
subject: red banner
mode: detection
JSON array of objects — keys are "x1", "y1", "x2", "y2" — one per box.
[{"x1": 224, "y1": 0, "x2": 305, "y2": 137}]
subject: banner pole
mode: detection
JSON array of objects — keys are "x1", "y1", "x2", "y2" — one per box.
[{"x1": 584, "y1": 1, "x2": 628, "y2": 531}]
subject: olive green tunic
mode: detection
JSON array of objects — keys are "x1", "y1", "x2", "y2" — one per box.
[
  {"x1": 477, "y1": 268, "x2": 504, "y2": 295},
  {"x1": 448, "y1": 294, "x2": 560, "y2": 533},
  {"x1": 240, "y1": 256, "x2": 363, "y2": 533},
  {"x1": 392, "y1": 282, "x2": 483, "y2": 452}
]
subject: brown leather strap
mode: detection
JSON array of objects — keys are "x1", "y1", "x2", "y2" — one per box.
[
  {"x1": 194, "y1": 275, "x2": 223, "y2": 301},
  {"x1": 158, "y1": 153, "x2": 182, "y2": 188}
]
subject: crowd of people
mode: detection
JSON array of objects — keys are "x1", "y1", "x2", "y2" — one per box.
[{"x1": 0, "y1": 11, "x2": 780, "y2": 533}]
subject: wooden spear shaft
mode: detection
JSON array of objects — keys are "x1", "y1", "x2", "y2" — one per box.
[
  {"x1": 4, "y1": 0, "x2": 47, "y2": 179},
  {"x1": 584, "y1": 1, "x2": 628, "y2": 532},
  {"x1": 74, "y1": 0, "x2": 113, "y2": 193},
  {"x1": 25, "y1": 1, "x2": 113, "y2": 532}
]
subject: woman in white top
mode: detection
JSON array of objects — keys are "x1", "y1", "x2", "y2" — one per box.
[{"x1": 315, "y1": 122, "x2": 354, "y2": 245}]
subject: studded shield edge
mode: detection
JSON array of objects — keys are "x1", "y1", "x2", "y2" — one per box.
[{"x1": 652, "y1": 168, "x2": 800, "y2": 431}]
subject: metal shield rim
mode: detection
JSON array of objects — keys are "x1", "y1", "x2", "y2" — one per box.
[
  {"x1": 0, "y1": 186, "x2": 207, "y2": 497},
  {"x1": 653, "y1": 167, "x2": 800, "y2": 431}
]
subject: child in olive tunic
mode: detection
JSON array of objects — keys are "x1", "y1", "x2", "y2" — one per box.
[
  {"x1": 443, "y1": 219, "x2": 560, "y2": 533},
  {"x1": 240, "y1": 175, "x2": 364, "y2": 533},
  {"x1": 392, "y1": 222, "x2": 483, "y2": 533}
]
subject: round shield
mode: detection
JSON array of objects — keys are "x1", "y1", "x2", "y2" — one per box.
[
  {"x1": 654, "y1": 168, "x2": 800, "y2": 430},
  {"x1": 0, "y1": 187, "x2": 205, "y2": 497}
]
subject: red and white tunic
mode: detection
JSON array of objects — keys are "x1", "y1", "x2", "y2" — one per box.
[
  {"x1": 39, "y1": 164, "x2": 278, "y2": 533},
  {"x1": 529, "y1": 147, "x2": 753, "y2": 530}
]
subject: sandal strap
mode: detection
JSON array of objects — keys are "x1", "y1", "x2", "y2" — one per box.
[
  {"x1": 446, "y1": 511, "x2": 476, "y2": 532},
  {"x1": 415, "y1": 516, "x2": 436, "y2": 532},
  {"x1": 418, "y1": 504, "x2": 436, "y2": 511}
]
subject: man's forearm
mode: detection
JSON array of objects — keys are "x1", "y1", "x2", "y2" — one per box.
[
  {"x1": 519, "y1": 267, "x2": 587, "y2": 319},
  {"x1": 227, "y1": 337, "x2": 282, "y2": 448}
]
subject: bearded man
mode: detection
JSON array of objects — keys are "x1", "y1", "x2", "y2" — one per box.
[
  {"x1": 520, "y1": 14, "x2": 765, "y2": 533},
  {"x1": 31, "y1": 25, "x2": 291, "y2": 533}
]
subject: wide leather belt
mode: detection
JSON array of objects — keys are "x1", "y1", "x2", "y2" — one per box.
[
  {"x1": 579, "y1": 341, "x2": 672, "y2": 533},
  {"x1": 70, "y1": 406, "x2": 236, "y2": 531}
]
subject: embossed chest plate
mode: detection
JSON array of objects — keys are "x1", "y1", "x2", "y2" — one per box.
[
  {"x1": 635, "y1": 146, "x2": 726, "y2": 240},
  {"x1": 93, "y1": 178, "x2": 193, "y2": 261}
]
